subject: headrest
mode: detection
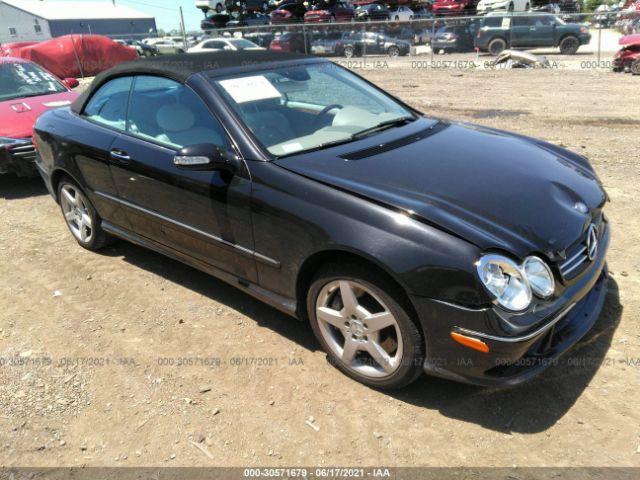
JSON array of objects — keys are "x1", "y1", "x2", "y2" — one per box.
[{"x1": 156, "y1": 104, "x2": 195, "y2": 132}]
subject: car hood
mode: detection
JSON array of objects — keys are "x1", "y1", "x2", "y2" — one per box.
[
  {"x1": 0, "y1": 91, "x2": 78, "y2": 139},
  {"x1": 274, "y1": 118, "x2": 606, "y2": 259}
]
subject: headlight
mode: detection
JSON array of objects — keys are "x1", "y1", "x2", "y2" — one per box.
[
  {"x1": 477, "y1": 254, "x2": 532, "y2": 312},
  {"x1": 523, "y1": 256, "x2": 555, "y2": 298}
]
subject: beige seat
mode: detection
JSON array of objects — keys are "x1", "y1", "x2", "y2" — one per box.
[{"x1": 155, "y1": 103, "x2": 223, "y2": 148}]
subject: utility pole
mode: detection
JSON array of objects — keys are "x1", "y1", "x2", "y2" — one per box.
[{"x1": 179, "y1": 6, "x2": 187, "y2": 51}]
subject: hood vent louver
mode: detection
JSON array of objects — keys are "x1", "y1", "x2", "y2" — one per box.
[{"x1": 340, "y1": 121, "x2": 449, "y2": 161}]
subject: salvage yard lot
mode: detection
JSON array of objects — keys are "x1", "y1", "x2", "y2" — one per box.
[{"x1": 1, "y1": 64, "x2": 639, "y2": 467}]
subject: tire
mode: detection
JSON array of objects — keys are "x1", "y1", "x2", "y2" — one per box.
[
  {"x1": 307, "y1": 263, "x2": 424, "y2": 390},
  {"x1": 631, "y1": 60, "x2": 640, "y2": 75},
  {"x1": 343, "y1": 45, "x2": 355, "y2": 57},
  {"x1": 215, "y1": 2, "x2": 223, "y2": 12},
  {"x1": 57, "y1": 177, "x2": 110, "y2": 251},
  {"x1": 559, "y1": 35, "x2": 579, "y2": 55},
  {"x1": 525, "y1": 2, "x2": 530, "y2": 9},
  {"x1": 387, "y1": 45, "x2": 400, "y2": 57},
  {"x1": 395, "y1": 15, "x2": 400, "y2": 20},
  {"x1": 488, "y1": 37, "x2": 507, "y2": 55}
]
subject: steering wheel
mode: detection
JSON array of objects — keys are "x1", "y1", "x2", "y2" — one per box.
[{"x1": 312, "y1": 104, "x2": 343, "y2": 130}]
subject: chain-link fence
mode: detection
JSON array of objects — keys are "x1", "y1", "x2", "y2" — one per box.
[{"x1": 136, "y1": 9, "x2": 634, "y2": 72}]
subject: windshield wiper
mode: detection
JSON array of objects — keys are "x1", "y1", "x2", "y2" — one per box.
[
  {"x1": 277, "y1": 136, "x2": 358, "y2": 158},
  {"x1": 352, "y1": 116, "x2": 416, "y2": 140}
]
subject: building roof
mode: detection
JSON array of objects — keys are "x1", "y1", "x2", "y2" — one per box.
[
  {"x1": 1, "y1": 0, "x2": 154, "y2": 20},
  {"x1": 72, "y1": 51, "x2": 322, "y2": 114}
]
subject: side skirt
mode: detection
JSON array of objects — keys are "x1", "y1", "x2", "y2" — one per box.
[{"x1": 101, "y1": 221, "x2": 299, "y2": 319}]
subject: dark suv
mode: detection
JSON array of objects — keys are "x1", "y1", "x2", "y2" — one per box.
[{"x1": 475, "y1": 13, "x2": 591, "y2": 55}]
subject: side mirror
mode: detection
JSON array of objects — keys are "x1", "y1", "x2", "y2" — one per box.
[
  {"x1": 173, "y1": 143, "x2": 241, "y2": 172},
  {"x1": 63, "y1": 77, "x2": 79, "y2": 89}
]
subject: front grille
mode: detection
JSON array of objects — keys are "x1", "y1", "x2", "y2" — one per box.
[
  {"x1": 558, "y1": 215, "x2": 603, "y2": 281},
  {"x1": 9, "y1": 142, "x2": 36, "y2": 163}
]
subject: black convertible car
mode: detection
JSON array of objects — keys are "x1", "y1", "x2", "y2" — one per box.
[{"x1": 34, "y1": 51, "x2": 609, "y2": 389}]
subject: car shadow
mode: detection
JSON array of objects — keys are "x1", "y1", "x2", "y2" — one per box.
[
  {"x1": 390, "y1": 277, "x2": 623, "y2": 434},
  {"x1": 100, "y1": 239, "x2": 621, "y2": 434},
  {"x1": 0, "y1": 174, "x2": 47, "y2": 199},
  {"x1": 98, "y1": 240, "x2": 319, "y2": 352}
]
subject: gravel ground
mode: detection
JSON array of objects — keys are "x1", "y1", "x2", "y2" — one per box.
[{"x1": 0, "y1": 61, "x2": 639, "y2": 468}]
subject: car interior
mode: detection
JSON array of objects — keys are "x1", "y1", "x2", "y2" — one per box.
[{"x1": 215, "y1": 65, "x2": 410, "y2": 156}]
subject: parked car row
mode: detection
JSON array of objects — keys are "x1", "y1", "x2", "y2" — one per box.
[{"x1": 199, "y1": 0, "x2": 580, "y2": 32}]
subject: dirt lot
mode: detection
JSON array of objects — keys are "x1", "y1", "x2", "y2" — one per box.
[{"x1": 1, "y1": 62, "x2": 639, "y2": 468}]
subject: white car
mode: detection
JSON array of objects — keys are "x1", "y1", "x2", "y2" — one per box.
[
  {"x1": 477, "y1": 0, "x2": 530, "y2": 15},
  {"x1": 146, "y1": 38, "x2": 186, "y2": 55},
  {"x1": 389, "y1": 6, "x2": 414, "y2": 21},
  {"x1": 195, "y1": 0, "x2": 226, "y2": 13},
  {"x1": 187, "y1": 38, "x2": 265, "y2": 53}
]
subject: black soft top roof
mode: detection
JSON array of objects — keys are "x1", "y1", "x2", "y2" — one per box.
[{"x1": 71, "y1": 50, "x2": 318, "y2": 114}]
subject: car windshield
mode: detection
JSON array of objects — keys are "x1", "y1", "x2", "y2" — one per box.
[
  {"x1": 0, "y1": 62, "x2": 66, "y2": 102},
  {"x1": 212, "y1": 63, "x2": 414, "y2": 157}
]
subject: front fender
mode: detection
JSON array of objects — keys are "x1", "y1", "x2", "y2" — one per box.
[{"x1": 248, "y1": 161, "x2": 489, "y2": 308}]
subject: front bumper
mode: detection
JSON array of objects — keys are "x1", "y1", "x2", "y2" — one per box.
[{"x1": 415, "y1": 223, "x2": 610, "y2": 387}]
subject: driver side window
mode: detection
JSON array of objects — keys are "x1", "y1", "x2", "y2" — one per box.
[
  {"x1": 83, "y1": 77, "x2": 133, "y2": 131},
  {"x1": 126, "y1": 76, "x2": 229, "y2": 150}
]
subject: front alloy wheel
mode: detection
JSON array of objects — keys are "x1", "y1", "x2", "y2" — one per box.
[
  {"x1": 316, "y1": 280, "x2": 404, "y2": 377},
  {"x1": 308, "y1": 264, "x2": 424, "y2": 389}
]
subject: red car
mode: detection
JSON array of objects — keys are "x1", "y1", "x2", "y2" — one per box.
[
  {"x1": 613, "y1": 34, "x2": 640, "y2": 74},
  {"x1": 304, "y1": 1, "x2": 355, "y2": 22},
  {"x1": 270, "y1": 2, "x2": 307, "y2": 23},
  {"x1": 0, "y1": 57, "x2": 79, "y2": 176},
  {"x1": 432, "y1": 0, "x2": 475, "y2": 16}
]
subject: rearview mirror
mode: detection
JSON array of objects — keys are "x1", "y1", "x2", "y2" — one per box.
[{"x1": 174, "y1": 143, "x2": 241, "y2": 172}]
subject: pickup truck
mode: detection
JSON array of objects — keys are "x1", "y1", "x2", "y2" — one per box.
[{"x1": 474, "y1": 12, "x2": 591, "y2": 55}]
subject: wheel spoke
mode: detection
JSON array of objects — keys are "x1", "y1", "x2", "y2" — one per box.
[
  {"x1": 342, "y1": 338, "x2": 358, "y2": 364},
  {"x1": 79, "y1": 224, "x2": 88, "y2": 242},
  {"x1": 81, "y1": 213, "x2": 92, "y2": 229},
  {"x1": 339, "y1": 281, "x2": 359, "y2": 315},
  {"x1": 62, "y1": 188, "x2": 76, "y2": 206},
  {"x1": 317, "y1": 306, "x2": 346, "y2": 329},
  {"x1": 64, "y1": 210, "x2": 76, "y2": 222},
  {"x1": 365, "y1": 311, "x2": 395, "y2": 332},
  {"x1": 366, "y1": 341, "x2": 394, "y2": 373}
]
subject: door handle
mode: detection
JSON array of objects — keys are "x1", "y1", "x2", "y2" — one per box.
[{"x1": 110, "y1": 149, "x2": 130, "y2": 164}]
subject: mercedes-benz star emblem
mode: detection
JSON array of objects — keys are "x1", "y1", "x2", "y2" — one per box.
[
  {"x1": 586, "y1": 224, "x2": 599, "y2": 261},
  {"x1": 574, "y1": 202, "x2": 588, "y2": 214}
]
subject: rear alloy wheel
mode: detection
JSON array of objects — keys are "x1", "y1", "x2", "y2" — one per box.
[
  {"x1": 395, "y1": 15, "x2": 400, "y2": 20},
  {"x1": 388, "y1": 45, "x2": 400, "y2": 57},
  {"x1": 58, "y1": 178, "x2": 109, "y2": 251},
  {"x1": 508, "y1": 2, "x2": 514, "y2": 10},
  {"x1": 215, "y1": 2, "x2": 223, "y2": 12},
  {"x1": 343, "y1": 45, "x2": 355, "y2": 57},
  {"x1": 488, "y1": 37, "x2": 507, "y2": 55},
  {"x1": 559, "y1": 36, "x2": 579, "y2": 55},
  {"x1": 308, "y1": 265, "x2": 424, "y2": 389}
]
